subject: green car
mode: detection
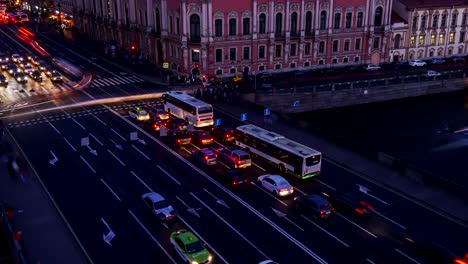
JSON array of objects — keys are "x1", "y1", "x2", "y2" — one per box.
[{"x1": 170, "y1": 229, "x2": 212, "y2": 264}]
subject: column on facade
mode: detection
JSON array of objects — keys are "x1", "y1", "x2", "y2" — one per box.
[
  {"x1": 201, "y1": 0, "x2": 208, "y2": 70},
  {"x1": 207, "y1": 0, "x2": 213, "y2": 74},
  {"x1": 284, "y1": 0, "x2": 290, "y2": 65},
  {"x1": 269, "y1": 0, "x2": 275, "y2": 66},
  {"x1": 181, "y1": 0, "x2": 189, "y2": 72},
  {"x1": 299, "y1": 0, "x2": 305, "y2": 62},
  {"x1": 160, "y1": 0, "x2": 168, "y2": 34},
  {"x1": 327, "y1": 0, "x2": 333, "y2": 34},
  {"x1": 252, "y1": 0, "x2": 258, "y2": 72},
  {"x1": 313, "y1": 0, "x2": 319, "y2": 59}
]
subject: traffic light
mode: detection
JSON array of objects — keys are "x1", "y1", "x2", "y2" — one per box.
[
  {"x1": 129, "y1": 44, "x2": 136, "y2": 52},
  {"x1": 195, "y1": 63, "x2": 200, "y2": 69}
]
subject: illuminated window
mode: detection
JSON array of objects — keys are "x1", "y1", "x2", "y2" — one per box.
[
  {"x1": 410, "y1": 36, "x2": 416, "y2": 47},
  {"x1": 439, "y1": 33, "x2": 445, "y2": 45},
  {"x1": 419, "y1": 35, "x2": 425, "y2": 46},
  {"x1": 449, "y1": 32, "x2": 455, "y2": 43},
  {"x1": 430, "y1": 34, "x2": 436, "y2": 45}
]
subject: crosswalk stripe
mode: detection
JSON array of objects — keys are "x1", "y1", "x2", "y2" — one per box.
[
  {"x1": 132, "y1": 76, "x2": 144, "y2": 82},
  {"x1": 104, "y1": 77, "x2": 119, "y2": 85},
  {"x1": 109, "y1": 77, "x2": 124, "y2": 85},
  {"x1": 112, "y1": 76, "x2": 128, "y2": 84},
  {"x1": 93, "y1": 79, "x2": 106, "y2": 87}
]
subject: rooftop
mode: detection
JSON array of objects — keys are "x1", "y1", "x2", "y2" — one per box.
[{"x1": 398, "y1": 0, "x2": 468, "y2": 9}]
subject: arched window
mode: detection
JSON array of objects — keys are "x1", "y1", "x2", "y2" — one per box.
[
  {"x1": 320, "y1": 11, "x2": 327, "y2": 30},
  {"x1": 155, "y1": 8, "x2": 160, "y2": 33},
  {"x1": 275, "y1": 13, "x2": 283, "y2": 33},
  {"x1": 229, "y1": 18, "x2": 237, "y2": 36},
  {"x1": 394, "y1": 34, "x2": 401, "y2": 49},
  {"x1": 190, "y1": 14, "x2": 201, "y2": 39},
  {"x1": 291, "y1": 12, "x2": 298, "y2": 35},
  {"x1": 305, "y1": 11, "x2": 312, "y2": 34},
  {"x1": 259, "y1": 13, "x2": 266, "y2": 34},
  {"x1": 334, "y1": 13, "x2": 341, "y2": 29},
  {"x1": 374, "y1": 7, "x2": 383, "y2": 26},
  {"x1": 214, "y1": 19, "x2": 222, "y2": 37},
  {"x1": 243, "y1": 17, "x2": 250, "y2": 35}
]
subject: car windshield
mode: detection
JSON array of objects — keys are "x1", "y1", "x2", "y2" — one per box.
[
  {"x1": 156, "y1": 109, "x2": 165, "y2": 114},
  {"x1": 197, "y1": 106, "x2": 212, "y2": 114},
  {"x1": 186, "y1": 241, "x2": 204, "y2": 254},
  {"x1": 153, "y1": 200, "x2": 170, "y2": 210},
  {"x1": 138, "y1": 110, "x2": 147, "y2": 115}
]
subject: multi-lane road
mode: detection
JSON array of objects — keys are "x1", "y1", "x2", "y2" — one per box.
[{"x1": 3, "y1": 97, "x2": 468, "y2": 264}]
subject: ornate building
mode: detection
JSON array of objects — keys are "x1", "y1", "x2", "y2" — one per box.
[
  {"x1": 71, "y1": 0, "x2": 393, "y2": 77},
  {"x1": 391, "y1": 0, "x2": 468, "y2": 61}
]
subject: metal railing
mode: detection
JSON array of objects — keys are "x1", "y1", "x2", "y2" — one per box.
[{"x1": 0, "y1": 204, "x2": 28, "y2": 264}]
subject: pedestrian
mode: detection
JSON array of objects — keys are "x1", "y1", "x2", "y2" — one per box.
[
  {"x1": 15, "y1": 155, "x2": 29, "y2": 183},
  {"x1": 6, "y1": 155, "x2": 17, "y2": 181}
]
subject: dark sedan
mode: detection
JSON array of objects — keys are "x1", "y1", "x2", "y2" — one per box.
[
  {"x1": 211, "y1": 126, "x2": 235, "y2": 142},
  {"x1": 28, "y1": 70, "x2": 42, "y2": 82},
  {"x1": 321, "y1": 191, "x2": 374, "y2": 218},
  {"x1": 215, "y1": 167, "x2": 249, "y2": 188},
  {"x1": 191, "y1": 148, "x2": 217, "y2": 166},
  {"x1": 294, "y1": 195, "x2": 334, "y2": 219},
  {"x1": 166, "y1": 118, "x2": 187, "y2": 130},
  {"x1": 190, "y1": 130, "x2": 214, "y2": 146},
  {"x1": 166, "y1": 129, "x2": 191, "y2": 148}
]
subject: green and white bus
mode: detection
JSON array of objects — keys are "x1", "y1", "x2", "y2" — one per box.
[{"x1": 235, "y1": 124, "x2": 321, "y2": 179}]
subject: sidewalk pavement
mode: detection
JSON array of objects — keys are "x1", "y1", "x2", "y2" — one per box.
[
  {"x1": 0, "y1": 130, "x2": 89, "y2": 264},
  {"x1": 215, "y1": 102, "x2": 468, "y2": 226}
]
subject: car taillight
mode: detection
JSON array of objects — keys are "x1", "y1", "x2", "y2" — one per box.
[
  {"x1": 225, "y1": 134, "x2": 230, "y2": 138},
  {"x1": 359, "y1": 201, "x2": 374, "y2": 211},
  {"x1": 232, "y1": 181, "x2": 237, "y2": 186},
  {"x1": 454, "y1": 260, "x2": 467, "y2": 264},
  {"x1": 204, "y1": 156, "x2": 208, "y2": 160},
  {"x1": 331, "y1": 207, "x2": 335, "y2": 211},
  {"x1": 320, "y1": 211, "x2": 325, "y2": 215},
  {"x1": 177, "y1": 139, "x2": 181, "y2": 143},
  {"x1": 244, "y1": 179, "x2": 248, "y2": 183},
  {"x1": 215, "y1": 154, "x2": 218, "y2": 158},
  {"x1": 355, "y1": 208, "x2": 365, "y2": 215}
]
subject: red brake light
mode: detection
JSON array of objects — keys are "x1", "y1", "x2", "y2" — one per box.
[
  {"x1": 320, "y1": 211, "x2": 325, "y2": 215},
  {"x1": 177, "y1": 139, "x2": 181, "y2": 143},
  {"x1": 359, "y1": 201, "x2": 374, "y2": 211},
  {"x1": 355, "y1": 208, "x2": 365, "y2": 215},
  {"x1": 232, "y1": 181, "x2": 237, "y2": 185},
  {"x1": 225, "y1": 134, "x2": 230, "y2": 138},
  {"x1": 204, "y1": 156, "x2": 208, "y2": 160},
  {"x1": 244, "y1": 179, "x2": 248, "y2": 183},
  {"x1": 237, "y1": 160, "x2": 241, "y2": 164},
  {"x1": 454, "y1": 260, "x2": 467, "y2": 264}
]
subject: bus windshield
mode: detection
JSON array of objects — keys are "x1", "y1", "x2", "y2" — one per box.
[{"x1": 197, "y1": 106, "x2": 212, "y2": 114}]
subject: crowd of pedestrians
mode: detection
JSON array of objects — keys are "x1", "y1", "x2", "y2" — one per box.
[{"x1": 193, "y1": 83, "x2": 241, "y2": 105}]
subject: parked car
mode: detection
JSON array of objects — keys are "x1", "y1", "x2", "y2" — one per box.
[
  {"x1": 141, "y1": 192, "x2": 176, "y2": 221},
  {"x1": 449, "y1": 55, "x2": 465, "y2": 63},
  {"x1": 365, "y1": 64, "x2": 381, "y2": 71},
  {"x1": 211, "y1": 126, "x2": 235, "y2": 142},
  {"x1": 294, "y1": 194, "x2": 334, "y2": 219},
  {"x1": 422, "y1": 70, "x2": 441, "y2": 77},
  {"x1": 216, "y1": 147, "x2": 251, "y2": 169},
  {"x1": 215, "y1": 167, "x2": 249, "y2": 187},
  {"x1": 190, "y1": 130, "x2": 214, "y2": 146},
  {"x1": 191, "y1": 148, "x2": 217, "y2": 166},
  {"x1": 167, "y1": 129, "x2": 191, "y2": 148},
  {"x1": 409, "y1": 60, "x2": 427, "y2": 67},
  {"x1": 430, "y1": 57, "x2": 446, "y2": 65}
]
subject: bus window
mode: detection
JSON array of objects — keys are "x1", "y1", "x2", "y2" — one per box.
[
  {"x1": 197, "y1": 106, "x2": 212, "y2": 114},
  {"x1": 306, "y1": 155, "x2": 321, "y2": 166}
]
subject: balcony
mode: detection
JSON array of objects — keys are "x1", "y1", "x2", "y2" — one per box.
[{"x1": 188, "y1": 35, "x2": 201, "y2": 43}]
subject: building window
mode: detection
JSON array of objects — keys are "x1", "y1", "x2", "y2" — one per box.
[
  {"x1": 230, "y1": 68, "x2": 236, "y2": 74},
  {"x1": 334, "y1": 13, "x2": 341, "y2": 29},
  {"x1": 229, "y1": 18, "x2": 237, "y2": 36},
  {"x1": 332, "y1": 40, "x2": 339, "y2": 52},
  {"x1": 332, "y1": 58, "x2": 338, "y2": 64},
  {"x1": 275, "y1": 13, "x2": 283, "y2": 33},
  {"x1": 420, "y1": 15, "x2": 426, "y2": 29},
  {"x1": 192, "y1": 49, "x2": 200, "y2": 62},
  {"x1": 215, "y1": 49, "x2": 222, "y2": 62},
  {"x1": 373, "y1": 37, "x2": 380, "y2": 49},
  {"x1": 216, "y1": 69, "x2": 223, "y2": 75},
  {"x1": 430, "y1": 34, "x2": 436, "y2": 45},
  {"x1": 345, "y1": 12, "x2": 352, "y2": 29},
  {"x1": 343, "y1": 57, "x2": 349, "y2": 63},
  {"x1": 259, "y1": 14, "x2": 266, "y2": 34},
  {"x1": 259, "y1": 65, "x2": 265, "y2": 71},
  {"x1": 318, "y1": 60, "x2": 324, "y2": 65},
  {"x1": 437, "y1": 49, "x2": 442, "y2": 56},
  {"x1": 275, "y1": 45, "x2": 282, "y2": 57},
  {"x1": 176, "y1": 18, "x2": 180, "y2": 34},
  {"x1": 357, "y1": 12, "x2": 363, "y2": 28},
  {"x1": 305, "y1": 11, "x2": 312, "y2": 34},
  {"x1": 290, "y1": 63, "x2": 296, "y2": 68},
  {"x1": 215, "y1": 19, "x2": 222, "y2": 37},
  {"x1": 344, "y1": 40, "x2": 350, "y2": 51},
  {"x1": 432, "y1": 15, "x2": 438, "y2": 28},
  {"x1": 275, "y1": 64, "x2": 281, "y2": 70},
  {"x1": 304, "y1": 62, "x2": 310, "y2": 67},
  {"x1": 448, "y1": 48, "x2": 453, "y2": 55},
  {"x1": 319, "y1": 41, "x2": 325, "y2": 53},
  {"x1": 460, "y1": 31, "x2": 465, "y2": 43},
  {"x1": 259, "y1": 46, "x2": 265, "y2": 59},
  {"x1": 451, "y1": 14, "x2": 457, "y2": 26},
  {"x1": 290, "y1": 44, "x2": 297, "y2": 56},
  {"x1": 291, "y1": 12, "x2": 298, "y2": 35},
  {"x1": 229, "y1": 48, "x2": 236, "y2": 61},
  {"x1": 190, "y1": 14, "x2": 201, "y2": 40},
  {"x1": 305, "y1": 43, "x2": 311, "y2": 55},
  {"x1": 320, "y1": 11, "x2": 327, "y2": 30},
  {"x1": 374, "y1": 7, "x2": 383, "y2": 27},
  {"x1": 410, "y1": 36, "x2": 416, "y2": 47},
  {"x1": 394, "y1": 34, "x2": 401, "y2": 49},
  {"x1": 441, "y1": 14, "x2": 447, "y2": 27},
  {"x1": 419, "y1": 35, "x2": 425, "y2": 46},
  {"x1": 462, "y1": 13, "x2": 467, "y2": 26},
  {"x1": 170, "y1": 16, "x2": 173, "y2": 33},
  {"x1": 412, "y1": 16, "x2": 418, "y2": 31},
  {"x1": 243, "y1": 47, "x2": 250, "y2": 60},
  {"x1": 354, "y1": 56, "x2": 360, "y2": 62},
  {"x1": 449, "y1": 32, "x2": 455, "y2": 43},
  {"x1": 355, "y1": 38, "x2": 361, "y2": 50},
  {"x1": 458, "y1": 46, "x2": 464, "y2": 54},
  {"x1": 243, "y1": 17, "x2": 250, "y2": 35},
  {"x1": 429, "y1": 50, "x2": 434, "y2": 57},
  {"x1": 439, "y1": 33, "x2": 445, "y2": 45}
]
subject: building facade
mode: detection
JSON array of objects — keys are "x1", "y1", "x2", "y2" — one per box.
[
  {"x1": 390, "y1": 0, "x2": 468, "y2": 62},
  {"x1": 71, "y1": 0, "x2": 393, "y2": 77}
]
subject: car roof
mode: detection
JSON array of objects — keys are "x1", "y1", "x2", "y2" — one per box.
[
  {"x1": 174, "y1": 230, "x2": 200, "y2": 244},
  {"x1": 267, "y1": 175, "x2": 285, "y2": 181},
  {"x1": 198, "y1": 148, "x2": 215, "y2": 154},
  {"x1": 142, "y1": 192, "x2": 165, "y2": 203},
  {"x1": 231, "y1": 149, "x2": 248, "y2": 155},
  {"x1": 307, "y1": 195, "x2": 329, "y2": 204}
]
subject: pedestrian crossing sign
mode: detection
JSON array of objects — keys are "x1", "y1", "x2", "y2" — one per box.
[
  {"x1": 215, "y1": 118, "x2": 222, "y2": 126},
  {"x1": 241, "y1": 113, "x2": 248, "y2": 121},
  {"x1": 163, "y1": 62, "x2": 169, "y2": 69}
]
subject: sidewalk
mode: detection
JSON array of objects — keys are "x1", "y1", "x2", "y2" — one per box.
[
  {"x1": 0, "y1": 130, "x2": 89, "y2": 264},
  {"x1": 215, "y1": 102, "x2": 468, "y2": 226}
]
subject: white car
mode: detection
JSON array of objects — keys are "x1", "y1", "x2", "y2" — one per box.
[
  {"x1": 141, "y1": 192, "x2": 176, "y2": 221},
  {"x1": 128, "y1": 107, "x2": 150, "y2": 121},
  {"x1": 11, "y1": 54, "x2": 23, "y2": 63},
  {"x1": 365, "y1": 64, "x2": 381, "y2": 71},
  {"x1": 257, "y1": 174, "x2": 294, "y2": 197},
  {"x1": 409, "y1": 60, "x2": 427, "y2": 67},
  {"x1": 423, "y1": 70, "x2": 441, "y2": 77}
]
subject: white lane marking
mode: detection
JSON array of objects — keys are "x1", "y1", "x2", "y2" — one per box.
[
  {"x1": 395, "y1": 248, "x2": 421, "y2": 264},
  {"x1": 294, "y1": 187, "x2": 308, "y2": 196},
  {"x1": 301, "y1": 215, "x2": 350, "y2": 248},
  {"x1": 253, "y1": 162, "x2": 267, "y2": 171},
  {"x1": 107, "y1": 107, "x2": 328, "y2": 264},
  {"x1": 63, "y1": 137, "x2": 77, "y2": 152},
  {"x1": 48, "y1": 122, "x2": 62, "y2": 135},
  {"x1": 178, "y1": 215, "x2": 229, "y2": 264},
  {"x1": 182, "y1": 147, "x2": 191, "y2": 154},
  {"x1": 315, "y1": 179, "x2": 337, "y2": 191},
  {"x1": 130, "y1": 171, "x2": 153, "y2": 192},
  {"x1": 156, "y1": 165, "x2": 181, "y2": 185},
  {"x1": 80, "y1": 155, "x2": 96, "y2": 174},
  {"x1": 91, "y1": 113, "x2": 107, "y2": 125},
  {"x1": 128, "y1": 210, "x2": 177, "y2": 263},
  {"x1": 100, "y1": 178, "x2": 121, "y2": 202},
  {"x1": 131, "y1": 145, "x2": 151, "y2": 160},
  {"x1": 251, "y1": 182, "x2": 288, "y2": 207},
  {"x1": 366, "y1": 259, "x2": 376, "y2": 264},
  {"x1": 191, "y1": 192, "x2": 270, "y2": 259},
  {"x1": 110, "y1": 128, "x2": 127, "y2": 141},
  {"x1": 89, "y1": 133, "x2": 104, "y2": 146},
  {"x1": 107, "y1": 149, "x2": 126, "y2": 166},
  {"x1": 334, "y1": 212, "x2": 378, "y2": 238},
  {"x1": 72, "y1": 118, "x2": 86, "y2": 130},
  {"x1": 372, "y1": 210, "x2": 407, "y2": 230}
]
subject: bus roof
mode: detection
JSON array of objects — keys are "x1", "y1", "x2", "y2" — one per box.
[
  {"x1": 236, "y1": 124, "x2": 321, "y2": 157},
  {"x1": 165, "y1": 91, "x2": 211, "y2": 108}
]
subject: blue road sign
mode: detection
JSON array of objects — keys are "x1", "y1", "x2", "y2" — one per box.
[
  {"x1": 264, "y1": 108, "x2": 270, "y2": 116},
  {"x1": 214, "y1": 118, "x2": 222, "y2": 126},
  {"x1": 241, "y1": 113, "x2": 248, "y2": 121},
  {"x1": 293, "y1": 100, "x2": 300, "y2": 107}
]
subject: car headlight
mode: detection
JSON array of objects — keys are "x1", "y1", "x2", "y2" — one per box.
[
  {"x1": 208, "y1": 255, "x2": 213, "y2": 261},
  {"x1": 191, "y1": 261, "x2": 198, "y2": 264},
  {"x1": 17, "y1": 77, "x2": 21, "y2": 81}
]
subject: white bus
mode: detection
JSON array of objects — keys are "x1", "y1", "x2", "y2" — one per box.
[
  {"x1": 162, "y1": 91, "x2": 214, "y2": 128},
  {"x1": 235, "y1": 124, "x2": 321, "y2": 179}
]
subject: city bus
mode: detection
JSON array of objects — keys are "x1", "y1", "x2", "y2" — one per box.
[
  {"x1": 162, "y1": 91, "x2": 214, "y2": 128},
  {"x1": 235, "y1": 124, "x2": 321, "y2": 179}
]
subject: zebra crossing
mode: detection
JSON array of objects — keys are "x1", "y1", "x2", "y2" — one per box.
[
  {"x1": 0, "y1": 82, "x2": 74, "y2": 103},
  {"x1": 90, "y1": 76, "x2": 144, "y2": 88}
]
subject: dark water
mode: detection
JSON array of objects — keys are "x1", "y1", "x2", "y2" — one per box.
[{"x1": 294, "y1": 89, "x2": 468, "y2": 187}]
